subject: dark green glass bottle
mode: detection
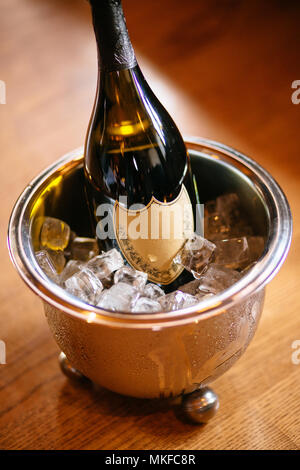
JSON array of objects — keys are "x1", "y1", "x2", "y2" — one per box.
[{"x1": 84, "y1": 0, "x2": 198, "y2": 292}]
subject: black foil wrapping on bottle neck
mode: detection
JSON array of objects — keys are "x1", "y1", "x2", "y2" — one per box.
[{"x1": 89, "y1": 0, "x2": 137, "y2": 72}]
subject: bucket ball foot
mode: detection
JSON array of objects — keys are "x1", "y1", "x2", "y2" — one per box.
[
  {"x1": 58, "y1": 353, "x2": 219, "y2": 424},
  {"x1": 181, "y1": 387, "x2": 219, "y2": 424},
  {"x1": 58, "y1": 352, "x2": 90, "y2": 384}
]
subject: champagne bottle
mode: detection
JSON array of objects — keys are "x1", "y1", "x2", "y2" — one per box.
[{"x1": 84, "y1": 0, "x2": 198, "y2": 292}]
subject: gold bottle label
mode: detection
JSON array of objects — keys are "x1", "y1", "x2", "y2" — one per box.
[{"x1": 113, "y1": 185, "x2": 194, "y2": 285}]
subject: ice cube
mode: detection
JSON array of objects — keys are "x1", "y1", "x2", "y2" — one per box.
[
  {"x1": 204, "y1": 199, "x2": 218, "y2": 216},
  {"x1": 159, "y1": 291, "x2": 199, "y2": 311},
  {"x1": 174, "y1": 233, "x2": 216, "y2": 278},
  {"x1": 70, "y1": 237, "x2": 99, "y2": 261},
  {"x1": 205, "y1": 194, "x2": 240, "y2": 218},
  {"x1": 46, "y1": 249, "x2": 66, "y2": 273},
  {"x1": 101, "y1": 273, "x2": 114, "y2": 289},
  {"x1": 97, "y1": 282, "x2": 139, "y2": 311},
  {"x1": 233, "y1": 224, "x2": 254, "y2": 238},
  {"x1": 178, "y1": 279, "x2": 215, "y2": 301},
  {"x1": 142, "y1": 283, "x2": 165, "y2": 300},
  {"x1": 177, "y1": 279, "x2": 202, "y2": 296},
  {"x1": 60, "y1": 259, "x2": 85, "y2": 283},
  {"x1": 213, "y1": 193, "x2": 241, "y2": 226},
  {"x1": 35, "y1": 250, "x2": 60, "y2": 283},
  {"x1": 204, "y1": 193, "x2": 254, "y2": 241},
  {"x1": 131, "y1": 297, "x2": 161, "y2": 313},
  {"x1": 65, "y1": 267, "x2": 103, "y2": 305},
  {"x1": 242, "y1": 262, "x2": 257, "y2": 274},
  {"x1": 114, "y1": 266, "x2": 147, "y2": 290},
  {"x1": 63, "y1": 230, "x2": 77, "y2": 259},
  {"x1": 246, "y1": 236, "x2": 265, "y2": 262},
  {"x1": 196, "y1": 292, "x2": 214, "y2": 301},
  {"x1": 87, "y1": 248, "x2": 124, "y2": 279},
  {"x1": 197, "y1": 264, "x2": 241, "y2": 295},
  {"x1": 204, "y1": 213, "x2": 231, "y2": 240},
  {"x1": 204, "y1": 215, "x2": 254, "y2": 241},
  {"x1": 40, "y1": 217, "x2": 71, "y2": 251},
  {"x1": 213, "y1": 237, "x2": 250, "y2": 270}
]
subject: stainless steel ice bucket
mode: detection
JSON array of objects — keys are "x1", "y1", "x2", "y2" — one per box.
[{"x1": 8, "y1": 138, "x2": 292, "y2": 400}]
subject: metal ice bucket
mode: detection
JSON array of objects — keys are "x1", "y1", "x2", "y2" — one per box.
[{"x1": 8, "y1": 138, "x2": 292, "y2": 420}]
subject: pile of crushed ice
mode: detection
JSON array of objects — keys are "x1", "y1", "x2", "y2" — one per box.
[{"x1": 35, "y1": 193, "x2": 264, "y2": 313}]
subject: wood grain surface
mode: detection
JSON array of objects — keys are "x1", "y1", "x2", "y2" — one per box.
[{"x1": 0, "y1": 0, "x2": 299, "y2": 450}]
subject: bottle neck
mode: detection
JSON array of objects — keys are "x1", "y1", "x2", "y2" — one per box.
[
  {"x1": 95, "y1": 66, "x2": 153, "y2": 143},
  {"x1": 89, "y1": 0, "x2": 137, "y2": 72}
]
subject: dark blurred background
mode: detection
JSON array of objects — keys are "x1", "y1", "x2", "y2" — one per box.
[
  {"x1": 1, "y1": 0, "x2": 300, "y2": 176},
  {"x1": 0, "y1": 0, "x2": 300, "y2": 450}
]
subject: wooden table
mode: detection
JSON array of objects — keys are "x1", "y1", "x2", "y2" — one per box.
[{"x1": 0, "y1": 0, "x2": 299, "y2": 450}]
